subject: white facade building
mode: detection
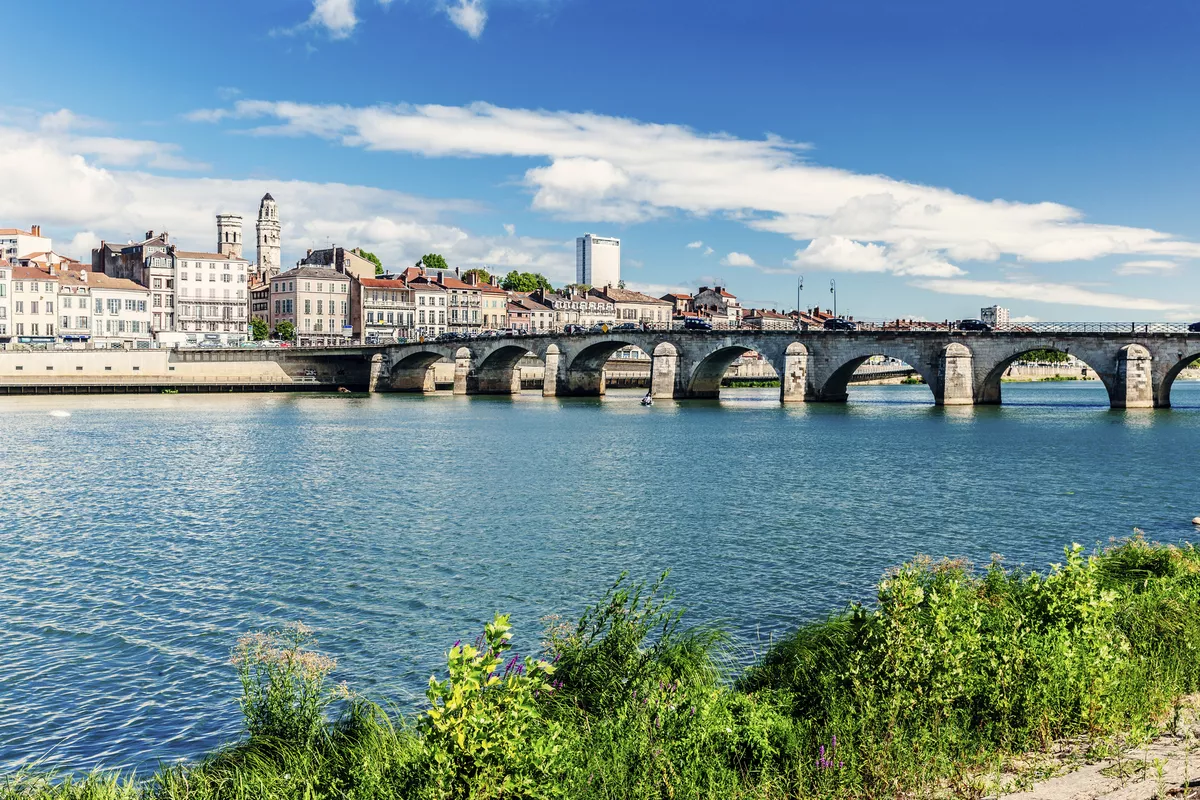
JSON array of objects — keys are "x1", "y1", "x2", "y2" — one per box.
[
  {"x1": 171, "y1": 251, "x2": 250, "y2": 346},
  {"x1": 575, "y1": 234, "x2": 621, "y2": 289},
  {"x1": 89, "y1": 273, "x2": 152, "y2": 348},
  {"x1": 0, "y1": 225, "x2": 51, "y2": 263},
  {"x1": 0, "y1": 260, "x2": 10, "y2": 342},
  {"x1": 981, "y1": 305, "x2": 1010, "y2": 328}
]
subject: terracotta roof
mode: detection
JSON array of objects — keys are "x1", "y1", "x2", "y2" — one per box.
[
  {"x1": 661, "y1": 293, "x2": 692, "y2": 300},
  {"x1": 746, "y1": 309, "x2": 789, "y2": 320},
  {"x1": 435, "y1": 275, "x2": 479, "y2": 291},
  {"x1": 0, "y1": 228, "x2": 37, "y2": 236},
  {"x1": 591, "y1": 286, "x2": 672, "y2": 305},
  {"x1": 87, "y1": 272, "x2": 148, "y2": 292},
  {"x1": 360, "y1": 278, "x2": 410, "y2": 289},
  {"x1": 175, "y1": 250, "x2": 247, "y2": 262},
  {"x1": 12, "y1": 266, "x2": 57, "y2": 281},
  {"x1": 478, "y1": 283, "x2": 506, "y2": 294}
]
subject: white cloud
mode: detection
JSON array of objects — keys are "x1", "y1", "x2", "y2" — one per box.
[
  {"x1": 446, "y1": 0, "x2": 487, "y2": 38},
  {"x1": 191, "y1": 99, "x2": 1200, "y2": 276},
  {"x1": 789, "y1": 235, "x2": 964, "y2": 277},
  {"x1": 308, "y1": 0, "x2": 358, "y2": 38},
  {"x1": 0, "y1": 117, "x2": 570, "y2": 280},
  {"x1": 503, "y1": 223, "x2": 515, "y2": 236},
  {"x1": 1011, "y1": 315, "x2": 1040, "y2": 323},
  {"x1": 915, "y1": 278, "x2": 1191, "y2": 313},
  {"x1": 721, "y1": 251, "x2": 757, "y2": 268},
  {"x1": 686, "y1": 240, "x2": 703, "y2": 248},
  {"x1": 703, "y1": 246, "x2": 713, "y2": 256},
  {"x1": 1115, "y1": 259, "x2": 1178, "y2": 275},
  {"x1": 65, "y1": 231, "x2": 100, "y2": 260},
  {"x1": 38, "y1": 109, "x2": 102, "y2": 133},
  {"x1": 216, "y1": 87, "x2": 242, "y2": 101}
]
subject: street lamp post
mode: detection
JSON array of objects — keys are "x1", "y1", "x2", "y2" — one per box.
[
  {"x1": 830, "y1": 279, "x2": 838, "y2": 318},
  {"x1": 796, "y1": 275, "x2": 804, "y2": 330}
]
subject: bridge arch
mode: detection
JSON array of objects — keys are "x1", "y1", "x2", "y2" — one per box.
[
  {"x1": 683, "y1": 342, "x2": 780, "y2": 399},
  {"x1": 469, "y1": 342, "x2": 540, "y2": 395},
  {"x1": 1156, "y1": 348, "x2": 1200, "y2": 408},
  {"x1": 815, "y1": 345, "x2": 940, "y2": 404},
  {"x1": 388, "y1": 346, "x2": 457, "y2": 392},
  {"x1": 976, "y1": 344, "x2": 1114, "y2": 406},
  {"x1": 561, "y1": 339, "x2": 637, "y2": 396}
]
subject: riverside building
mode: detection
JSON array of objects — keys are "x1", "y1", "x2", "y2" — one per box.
[
  {"x1": 575, "y1": 234, "x2": 620, "y2": 289},
  {"x1": 0, "y1": 260, "x2": 9, "y2": 341},
  {"x1": 173, "y1": 251, "x2": 250, "y2": 346},
  {"x1": 0, "y1": 225, "x2": 51, "y2": 263},
  {"x1": 354, "y1": 277, "x2": 415, "y2": 342},
  {"x1": 270, "y1": 265, "x2": 354, "y2": 346},
  {"x1": 11, "y1": 266, "x2": 59, "y2": 343},
  {"x1": 88, "y1": 272, "x2": 152, "y2": 349}
]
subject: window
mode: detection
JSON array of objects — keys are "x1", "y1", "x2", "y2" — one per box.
[
  {"x1": 317, "y1": 283, "x2": 323, "y2": 292},
  {"x1": 181, "y1": 287, "x2": 188, "y2": 298},
  {"x1": 138, "y1": 301, "x2": 147, "y2": 312},
  {"x1": 222, "y1": 273, "x2": 231, "y2": 283},
  {"x1": 153, "y1": 278, "x2": 162, "y2": 289},
  {"x1": 15, "y1": 301, "x2": 23, "y2": 314},
  {"x1": 304, "y1": 299, "x2": 311, "y2": 314},
  {"x1": 304, "y1": 282, "x2": 311, "y2": 292},
  {"x1": 153, "y1": 295, "x2": 162, "y2": 307},
  {"x1": 95, "y1": 298, "x2": 102, "y2": 314},
  {"x1": 209, "y1": 272, "x2": 216, "y2": 282},
  {"x1": 419, "y1": 296, "x2": 425, "y2": 305},
  {"x1": 118, "y1": 320, "x2": 126, "y2": 333},
  {"x1": 274, "y1": 300, "x2": 281, "y2": 315},
  {"x1": 13, "y1": 281, "x2": 22, "y2": 291},
  {"x1": 63, "y1": 297, "x2": 71, "y2": 309},
  {"x1": 44, "y1": 282, "x2": 53, "y2": 292},
  {"x1": 340, "y1": 301, "x2": 347, "y2": 316},
  {"x1": 30, "y1": 302, "x2": 37, "y2": 315},
  {"x1": 61, "y1": 315, "x2": 69, "y2": 328},
  {"x1": 317, "y1": 300, "x2": 323, "y2": 315},
  {"x1": 31, "y1": 323, "x2": 39, "y2": 336},
  {"x1": 107, "y1": 299, "x2": 120, "y2": 314}
]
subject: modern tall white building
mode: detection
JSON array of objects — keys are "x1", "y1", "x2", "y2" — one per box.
[
  {"x1": 575, "y1": 234, "x2": 620, "y2": 288},
  {"x1": 0, "y1": 225, "x2": 51, "y2": 263},
  {"x1": 980, "y1": 305, "x2": 1010, "y2": 328}
]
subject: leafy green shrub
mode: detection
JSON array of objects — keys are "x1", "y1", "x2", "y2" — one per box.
[
  {"x1": 419, "y1": 614, "x2": 567, "y2": 800},
  {"x1": 230, "y1": 622, "x2": 338, "y2": 746}
]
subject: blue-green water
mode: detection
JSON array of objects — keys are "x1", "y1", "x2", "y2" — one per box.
[{"x1": 2, "y1": 381, "x2": 1200, "y2": 774}]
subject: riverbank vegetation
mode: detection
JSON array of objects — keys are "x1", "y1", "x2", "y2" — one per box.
[{"x1": 5, "y1": 535, "x2": 1200, "y2": 799}]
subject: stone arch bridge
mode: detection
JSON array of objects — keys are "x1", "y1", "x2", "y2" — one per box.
[{"x1": 344, "y1": 330, "x2": 1200, "y2": 408}]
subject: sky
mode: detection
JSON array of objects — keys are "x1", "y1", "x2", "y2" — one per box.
[{"x1": 3, "y1": 0, "x2": 1199, "y2": 321}]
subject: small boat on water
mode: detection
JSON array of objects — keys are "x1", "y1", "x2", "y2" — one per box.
[{"x1": 641, "y1": 394, "x2": 653, "y2": 407}]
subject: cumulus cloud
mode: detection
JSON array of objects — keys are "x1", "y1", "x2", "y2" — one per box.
[
  {"x1": 721, "y1": 252, "x2": 757, "y2": 268},
  {"x1": 0, "y1": 117, "x2": 570, "y2": 277},
  {"x1": 1115, "y1": 259, "x2": 1179, "y2": 276},
  {"x1": 446, "y1": 0, "x2": 487, "y2": 38},
  {"x1": 503, "y1": 223, "x2": 515, "y2": 236},
  {"x1": 307, "y1": 0, "x2": 358, "y2": 38},
  {"x1": 703, "y1": 246, "x2": 713, "y2": 256},
  {"x1": 915, "y1": 278, "x2": 1191, "y2": 313},
  {"x1": 185, "y1": 99, "x2": 1200, "y2": 282},
  {"x1": 789, "y1": 236, "x2": 964, "y2": 277},
  {"x1": 686, "y1": 240, "x2": 703, "y2": 248}
]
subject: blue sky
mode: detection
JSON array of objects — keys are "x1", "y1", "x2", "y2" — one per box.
[{"x1": 3, "y1": 0, "x2": 1199, "y2": 320}]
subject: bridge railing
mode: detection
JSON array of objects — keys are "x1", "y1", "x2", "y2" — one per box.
[{"x1": 992, "y1": 322, "x2": 1193, "y2": 334}]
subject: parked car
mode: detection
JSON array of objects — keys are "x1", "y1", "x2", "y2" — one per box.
[
  {"x1": 957, "y1": 319, "x2": 992, "y2": 332},
  {"x1": 613, "y1": 322, "x2": 640, "y2": 332},
  {"x1": 589, "y1": 323, "x2": 611, "y2": 333},
  {"x1": 436, "y1": 332, "x2": 462, "y2": 342},
  {"x1": 563, "y1": 324, "x2": 586, "y2": 335},
  {"x1": 822, "y1": 317, "x2": 857, "y2": 331},
  {"x1": 1189, "y1": 322, "x2": 1200, "y2": 333},
  {"x1": 683, "y1": 317, "x2": 713, "y2": 331}
]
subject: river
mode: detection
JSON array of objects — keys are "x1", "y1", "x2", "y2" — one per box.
[{"x1": 2, "y1": 381, "x2": 1199, "y2": 774}]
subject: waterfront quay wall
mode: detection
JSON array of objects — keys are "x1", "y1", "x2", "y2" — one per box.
[{"x1": 0, "y1": 348, "x2": 378, "y2": 393}]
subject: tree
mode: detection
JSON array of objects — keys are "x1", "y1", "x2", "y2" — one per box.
[
  {"x1": 275, "y1": 320, "x2": 296, "y2": 341},
  {"x1": 352, "y1": 248, "x2": 384, "y2": 275},
  {"x1": 463, "y1": 268, "x2": 491, "y2": 285},
  {"x1": 250, "y1": 317, "x2": 269, "y2": 340},
  {"x1": 1023, "y1": 348, "x2": 1070, "y2": 364},
  {"x1": 420, "y1": 253, "x2": 449, "y2": 272},
  {"x1": 501, "y1": 271, "x2": 554, "y2": 293}
]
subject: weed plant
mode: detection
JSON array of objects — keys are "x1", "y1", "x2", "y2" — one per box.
[{"x1": 4, "y1": 535, "x2": 1199, "y2": 799}]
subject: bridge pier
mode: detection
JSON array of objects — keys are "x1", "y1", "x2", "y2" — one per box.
[
  {"x1": 780, "y1": 343, "x2": 809, "y2": 403},
  {"x1": 452, "y1": 351, "x2": 470, "y2": 395},
  {"x1": 938, "y1": 343, "x2": 974, "y2": 406},
  {"x1": 1112, "y1": 344, "x2": 1154, "y2": 408},
  {"x1": 650, "y1": 345, "x2": 678, "y2": 399}
]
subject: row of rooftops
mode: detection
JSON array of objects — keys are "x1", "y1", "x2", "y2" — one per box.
[{"x1": 0, "y1": 260, "x2": 150, "y2": 292}]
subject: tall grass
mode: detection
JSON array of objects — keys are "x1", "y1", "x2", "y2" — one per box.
[{"x1": 4, "y1": 535, "x2": 1199, "y2": 800}]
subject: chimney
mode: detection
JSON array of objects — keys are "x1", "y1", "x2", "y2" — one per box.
[
  {"x1": 80, "y1": 270, "x2": 88, "y2": 283},
  {"x1": 145, "y1": 231, "x2": 154, "y2": 240},
  {"x1": 465, "y1": 272, "x2": 477, "y2": 286},
  {"x1": 437, "y1": 271, "x2": 444, "y2": 283},
  {"x1": 31, "y1": 225, "x2": 40, "y2": 237}
]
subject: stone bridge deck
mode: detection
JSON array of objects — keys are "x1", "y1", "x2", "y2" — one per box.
[
  {"x1": 1, "y1": 330, "x2": 1196, "y2": 407},
  {"x1": 373, "y1": 329, "x2": 1200, "y2": 408}
]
